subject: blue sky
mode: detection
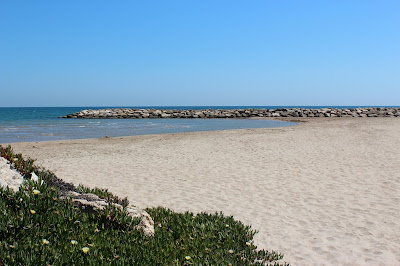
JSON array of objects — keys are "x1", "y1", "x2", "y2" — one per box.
[{"x1": 1, "y1": 1, "x2": 399, "y2": 107}]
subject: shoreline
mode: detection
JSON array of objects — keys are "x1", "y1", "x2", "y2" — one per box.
[
  {"x1": 1, "y1": 117, "x2": 300, "y2": 146},
  {"x1": 0, "y1": 117, "x2": 298, "y2": 145},
  {"x1": 6, "y1": 117, "x2": 400, "y2": 264}
]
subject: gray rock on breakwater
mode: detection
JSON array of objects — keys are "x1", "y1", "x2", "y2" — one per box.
[{"x1": 60, "y1": 107, "x2": 400, "y2": 119}]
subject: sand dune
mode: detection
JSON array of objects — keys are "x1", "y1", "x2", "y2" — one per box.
[{"x1": 7, "y1": 118, "x2": 400, "y2": 265}]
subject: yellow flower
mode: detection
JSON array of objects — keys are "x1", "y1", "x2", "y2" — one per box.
[
  {"x1": 94, "y1": 228, "x2": 99, "y2": 233},
  {"x1": 185, "y1": 256, "x2": 191, "y2": 260},
  {"x1": 228, "y1": 249, "x2": 234, "y2": 254},
  {"x1": 30, "y1": 210, "x2": 36, "y2": 214},
  {"x1": 82, "y1": 247, "x2": 89, "y2": 254},
  {"x1": 42, "y1": 239, "x2": 49, "y2": 245},
  {"x1": 33, "y1": 189, "x2": 40, "y2": 195},
  {"x1": 71, "y1": 240, "x2": 78, "y2": 245}
]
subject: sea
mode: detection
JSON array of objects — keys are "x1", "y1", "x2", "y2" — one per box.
[{"x1": 0, "y1": 106, "x2": 396, "y2": 143}]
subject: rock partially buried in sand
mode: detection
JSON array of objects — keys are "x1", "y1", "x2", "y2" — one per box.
[
  {"x1": 0, "y1": 157, "x2": 24, "y2": 192},
  {"x1": 0, "y1": 157, "x2": 43, "y2": 192},
  {"x1": 65, "y1": 191, "x2": 155, "y2": 237},
  {"x1": 126, "y1": 205, "x2": 155, "y2": 237}
]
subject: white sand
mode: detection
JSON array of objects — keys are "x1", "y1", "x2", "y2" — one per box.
[{"x1": 6, "y1": 118, "x2": 400, "y2": 265}]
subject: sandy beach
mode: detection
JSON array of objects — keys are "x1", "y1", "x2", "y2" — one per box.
[{"x1": 5, "y1": 118, "x2": 400, "y2": 265}]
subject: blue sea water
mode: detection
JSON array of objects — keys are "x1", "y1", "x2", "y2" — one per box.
[{"x1": 0, "y1": 106, "x2": 396, "y2": 143}]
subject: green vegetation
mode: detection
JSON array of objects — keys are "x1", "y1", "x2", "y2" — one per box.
[{"x1": 0, "y1": 145, "x2": 288, "y2": 265}]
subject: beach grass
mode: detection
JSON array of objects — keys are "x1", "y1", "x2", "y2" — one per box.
[{"x1": 0, "y1": 145, "x2": 287, "y2": 265}]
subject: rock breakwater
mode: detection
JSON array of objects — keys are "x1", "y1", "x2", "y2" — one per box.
[{"x1": 61, "y1": 107, "x2": 400, "y2": 119}]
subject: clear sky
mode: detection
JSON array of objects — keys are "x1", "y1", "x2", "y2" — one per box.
[{"x1": 1, "y1": 1, "x2": 399, "y2": 107}]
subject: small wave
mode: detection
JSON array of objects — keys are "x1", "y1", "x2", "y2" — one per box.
[
  {"x1": 78, "y1": 125, "x2": 86, "y2": 128},
  {"x1": 39, "y1": 133, "x2": 63, "y2": 136},
  {"x1": 4, "y1": 127, "x2": 18, "y2": 131}
]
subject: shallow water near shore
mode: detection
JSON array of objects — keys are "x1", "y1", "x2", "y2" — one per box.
[{"x1": 0, "y1": 107, "x2": 298, "y2": 143}]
